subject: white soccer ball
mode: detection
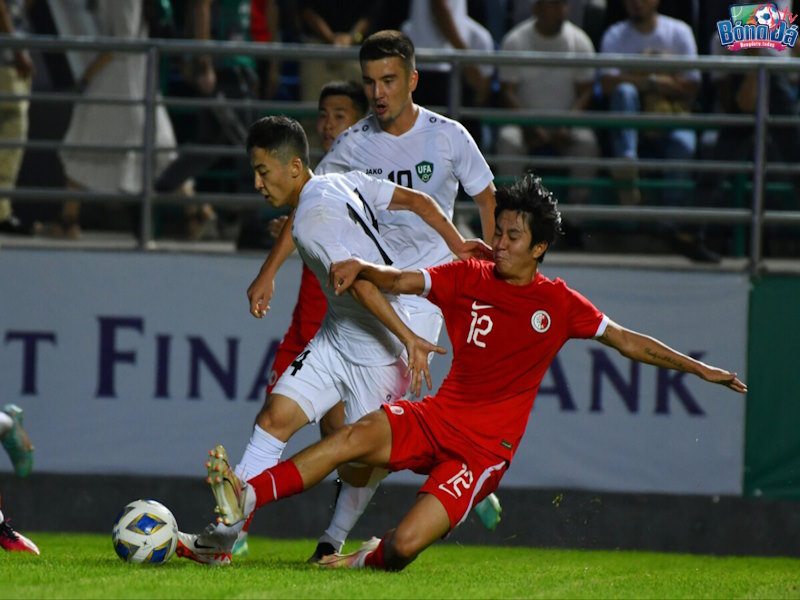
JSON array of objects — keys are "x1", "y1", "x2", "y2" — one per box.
[
  {"x1": 112, "y1": 499, "x2": 179, "y2": 564},
  {"x1": 755, "y1": 4, "x2": 779, "y2": 27}
]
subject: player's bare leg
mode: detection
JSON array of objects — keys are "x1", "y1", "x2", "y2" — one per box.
[
  {"x1": 231, "y1": 393, "x2": 309, "y2": 483},
  {"x1": 239, "y1": 410, "x2": 393, "y2": 511},
  {"x1": 292, "y1": 410, "x2": 393, "y2": 484},
  {"x1": 193, "y1": 411, "x2": 393, "y2": 565},
  {"x1": 177, "y1": 394, "x2": 309, "y2": 564},
  {"x1": 318, "y1": 401, "x2": 344, "y2": 438},
  {"x1": 319, "y1": 493, "x2": 450, "y2": 571},
  {"x1": 308, "y1": 401, "x2": 389, "y2": 562},
  {"x1": 254, "y1": 394, "x2": 311, "y2": 444}
]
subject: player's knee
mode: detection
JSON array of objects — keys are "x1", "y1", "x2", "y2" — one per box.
[
  {"x1": 329, "y1": 422, "x2": 359, "y2": 450},
  {"x1": 385, "y1": 528, "x2": 424, "y2": 567},
  {"x1": 254, "y1": 395, "x2": 303, "y2": 438},
  {"x1": 326, "y1": 422, "x2": 372, "y2": 464},
  {"x1": 319, "y1": 413, "x2": 339, "y2": 438}
]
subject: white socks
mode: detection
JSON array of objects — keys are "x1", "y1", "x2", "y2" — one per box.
[
  {"x1": 234, "y1": 425, "x2": 286, "y2": 481},
  {"x1": 323, "y1": 469, "x2": 388, "y2": 551},
  {"x1": 233, "y1": 425, "x2": 286, "y2": 481}
]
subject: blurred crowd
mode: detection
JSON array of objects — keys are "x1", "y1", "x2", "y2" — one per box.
[{"x1": 1, "y1": 0, "x2": 798, "y2": 261}]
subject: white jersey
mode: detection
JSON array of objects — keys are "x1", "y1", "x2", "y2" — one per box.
[
  {"x1": 317, "y1": 106, "x2": 494, "y2": 273},
  {"x1": 292, "y1": 171, "x2": 410, "y2": 366}
]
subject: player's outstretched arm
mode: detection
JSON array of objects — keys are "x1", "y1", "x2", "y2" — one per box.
[
  {"x1": 387, "y1": 186, "x2": 493, "y2": 261},
  {"x1": 329, "y1": 258, "x2": 426, "y2": 297},
  {"x1": 346, "y1": 277, "x2": 445, "y2": 396},
  {"x1": 472, "y1": 182, "x2": 497, "y2": 244},
  {"x1": 597, "y1": 319, "x2": 747, "y2": 393},
  {"x1": 247, "y1": 211, "x2": 296, "y2": 318}
]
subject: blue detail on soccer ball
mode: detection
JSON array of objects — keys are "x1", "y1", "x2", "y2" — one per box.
[
  {"x1": 126, "y1": 513, "x2": 166, "y2": 535},
  {"x1": 113, "y1": 505, "x2": 134, "y2": 528},
  {"x1": 114, "y1": 539, "x2": 138, "y2": 561},
  {"x1": 147, "y1": 541, "x2": 173, "y2": 563}
]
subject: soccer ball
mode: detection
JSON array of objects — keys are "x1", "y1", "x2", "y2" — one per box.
[
  {"x1": 755, "y1": 4, "x2": 780, "y2": 28},
  {"x1": 111, "y1": 499, "x2": 179, "y2": 564}
]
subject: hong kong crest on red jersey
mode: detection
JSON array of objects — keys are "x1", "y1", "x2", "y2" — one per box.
[{"x1": 531, "y1": 310, "x2": 551, "y2": 333}]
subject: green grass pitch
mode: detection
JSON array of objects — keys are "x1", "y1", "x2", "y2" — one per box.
[{"x1": 1, "y1": 534, "x2": 799, "y2": 599}]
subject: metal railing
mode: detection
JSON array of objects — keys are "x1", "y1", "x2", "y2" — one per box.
[{"x1": 1, "y1": 34, "x2": 799, "y2": 272}]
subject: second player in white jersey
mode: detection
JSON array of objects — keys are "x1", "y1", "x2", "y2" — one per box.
[
  {"x1": 317, "y1": 105, "x2": 494, "y2": 271},
  {"x1": 292, "y1": 171, "x2": 406, "y2": 366}
]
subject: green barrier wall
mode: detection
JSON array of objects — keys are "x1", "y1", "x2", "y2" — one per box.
[{"x1": 745, "y1": 276, "x2": 800, "y2": 498}]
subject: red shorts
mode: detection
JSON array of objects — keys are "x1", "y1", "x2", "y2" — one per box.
[{"x1": 382, "y1": 400, "x2": 507, "y2": 530}]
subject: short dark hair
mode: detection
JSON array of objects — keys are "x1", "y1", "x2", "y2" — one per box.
[
  {"x1": 495, "y1": 172, "x2": 562, "y2": 261},
  {"x1": 246, "y1": 115, "x2": 310, "y2": 167},
  {"x1": 359, "y1": 30, "x2": 416, "y2": 73},
  {"x1": 318, "y1": 80, "x2": 368, "y2": 116}
]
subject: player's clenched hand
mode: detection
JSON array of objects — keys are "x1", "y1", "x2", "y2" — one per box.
[
  {"x1": 247, "y1": 271, "x2": 275, "y2": 318},
  {"x1": 329, "y1": 258, "x2": 366, "y2": 295},
  {"x1": 455, "y1": 238, "x2": 493, "y2": 261},
  {"x1": 405, "y1": 335, "x2": 446, "y2": 398}
]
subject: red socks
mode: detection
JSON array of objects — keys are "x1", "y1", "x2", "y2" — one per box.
[
  {"x1": 247, "y1": 460, "x2": 304, "y2": 510},
  {"x1": 364, "y1": 538, "x2": 387, "y2": 569}
]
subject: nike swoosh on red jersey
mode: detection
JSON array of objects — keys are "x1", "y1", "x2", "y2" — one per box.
[{"x1": 471, "y1": 301, "x2": 493, "y2": 310}]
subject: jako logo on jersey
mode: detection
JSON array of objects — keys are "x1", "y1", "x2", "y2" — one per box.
[
  {"x1": 416, "y1": 161, "x2": 434, "y2": 183},
  {"x1": 365, "y1": 168, "x2": 382, "y2": 175},
  {"x1": 717, "y1": 3, "x2": 798, "y2": 51},
  {"x1": 531, "y1": 310, "x2": 551, "y2": 333},
  {"x1": 390, "y1": 405, "x2": 404, "y2": 415}
]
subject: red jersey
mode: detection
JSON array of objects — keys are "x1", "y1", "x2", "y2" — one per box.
[
  {"x1": 422, "y1": 258, "x2": 606, "y2": 462},
  {"x1": 286, "y1": 264, "x2": 327, "y2": 349}
]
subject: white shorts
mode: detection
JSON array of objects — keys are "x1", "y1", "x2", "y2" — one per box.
[{"x1": 272, "y1": 334, "x2": 410, "y2": 425}]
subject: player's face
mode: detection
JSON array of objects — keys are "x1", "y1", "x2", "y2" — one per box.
[
  {"x1": 250, "y1": 147, "x2": 296, "y2": 208},
  {"x1": 492, "y1": 210, "x2": 547, "y2": 284},
  {"x1": 361, "y1": 57, "x2": 418, "y2": 130},
  {"x1": 317, "y1": 95, "x2": 361, "y2": 152}
]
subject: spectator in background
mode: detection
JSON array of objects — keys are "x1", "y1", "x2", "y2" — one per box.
[
  {"x1": 402, "y1": 0, "x2": 494, "y2": 110},
  {"x1": 510, "y1": 0, "x2": 607, "y2": 46},
  {"x1": 298, "y1": 0, "x2": 384, "y2": 102},
  {"x1": 496, "y1": 0, "x2": 599, "y2": 210},
  {"x1": 402, "y1": 0, "x2": 495, "y2": 151},
  {"x1": 0, "y1": 0, "x2": 34, "y2": 236},
  {"x1": 53, "y1": 0, "x2": 184, "y2": 239},
  {"x1": 249, "y1": 0, "x2": 281, "y2": 100},
  {"x1": 155, "y1": 0, "x2": 267, "y2": 245},
  {"x1": 701, "y1": 26, "x2": 800, "y2": 255},
  {"x1": 599, "y1": 0, "x2": 718, "y2": 262}
]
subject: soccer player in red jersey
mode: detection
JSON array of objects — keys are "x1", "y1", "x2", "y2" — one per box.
[{"x1": 203, "y1": 173, "x2": 747, "y2": 571}]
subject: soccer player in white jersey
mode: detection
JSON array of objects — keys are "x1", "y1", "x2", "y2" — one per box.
[
  {"x1": 175, "y1": 116, "x2": 491, "y2": 565},
  {"x1": 246, "y1": 29, "x2": 502, "y2": 563}
]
